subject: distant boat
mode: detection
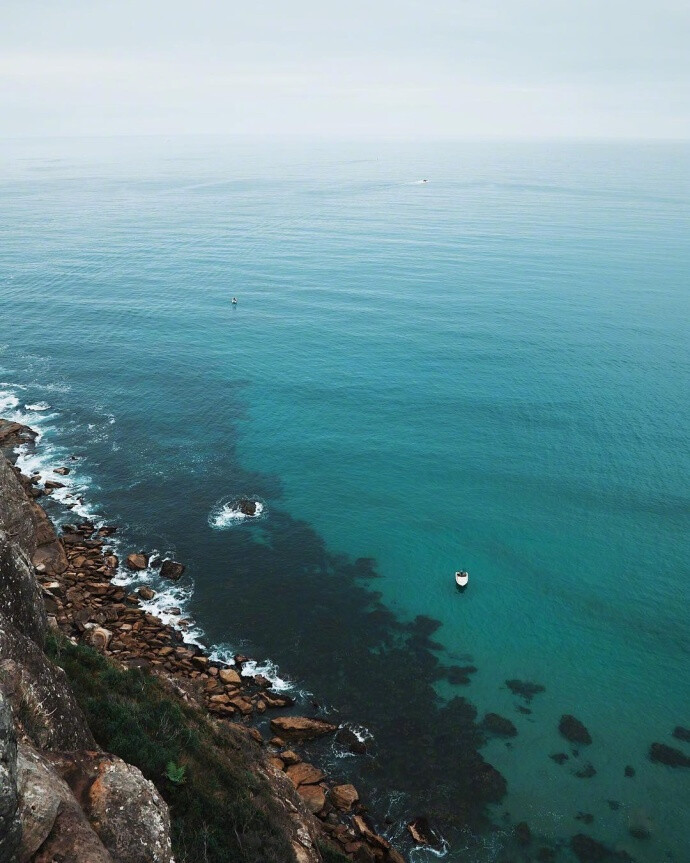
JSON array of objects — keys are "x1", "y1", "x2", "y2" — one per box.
[
  {"x1": 455, "y1": 570, "x2": 469, "y2": 591},
  {"x1": 231, "y1": 297, "x2": 238, "y2": 305}
]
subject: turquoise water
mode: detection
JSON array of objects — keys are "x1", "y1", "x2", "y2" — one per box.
[{"x1": 1, "y1": 137, "x2": 689, "y2": 861}]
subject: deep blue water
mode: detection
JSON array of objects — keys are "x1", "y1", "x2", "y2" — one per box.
[{"x1": 1, "y1": 136, "x2": 689, "y2": 862}]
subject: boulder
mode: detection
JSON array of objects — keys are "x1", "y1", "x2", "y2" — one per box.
[
  {"x1": 82, "y1": 626, "x2": 112, "y2": 653},
  {"x1": 649, "y1": 742, "x2": 690, "y2": 768},
  {"x1": 281, "y1": 750, "x2": 301, "y2": 766},
  {"x1": 297, "y1": 784, "x2": 326, "y2": 814},
  {"x1": 53, "y1": 467, "x2": 70, "y2": 476},
  {"x1": 270, "y1": 716, "x2": 337, "y2": 741},
  {"x1": 86, "y1": 754, "x2": 174, "y2": 863},
  {"x1": 481, "y1": 712, "x2": 517, "y2": 737},
  {"x1": 137, "y1": 586, "x2": 155, "y2": 601},
  {"x1": 407, "y1": 816, "x2": 438, "y2": 846},
  {"x1": 0, "y1": 419, "x2": 38, "y2": 448},
  {"x1": 329, "y1": 784, "x2": 359, "y2": 810},
  {"x1": 219, "y1": 667, "x2": 242, "y2": 685},
  {"x1": 286, "y1": 762, "x2": 325, "y2": 787},
  {"x1": 125, "y1": 553, "x2": 148, "y2": 571},
  {"x1": 237, "y1": 498, "x2": 257, "y2": 516},
  {"x1": 559, "y1": 715, "x2": 592, "y2": 745},
  {"x1": 160, "y1": 559, "x2": 185, "y2": 581}
]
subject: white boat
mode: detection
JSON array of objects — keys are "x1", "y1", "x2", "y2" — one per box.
[{"x1": 455, "y1": 570, "x2": 469, "y2": 590}]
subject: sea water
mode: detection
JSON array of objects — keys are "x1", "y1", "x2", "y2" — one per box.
[{"x1": 1, "y1": 136, "x2": 688, "y2": 861}]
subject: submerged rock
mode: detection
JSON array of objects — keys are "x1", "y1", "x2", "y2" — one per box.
[
  {"x1": 481, "y1": 713, "x2": 517, "y2": 737},
  {"x1": 649, "y1": 742, "x2": 690, "y2": 767},
  {"x1": 624, "y1": 765, "x2": 635, "y2": 777},
  {"x1": 559, "y1": 714, "x2": 592, "y2": 745},
  {"x1": 571, "y1": 833, "x2": 633, "y2": 862},
  {"x1": 514, "y1": 821, "x2": 531, "y2": 845},
  {"x1": 160, "y1": 559, "x2": 185, "y2": 581},
  {"x1": 574, "y1": 762, "x2": 596, "y2": 779},
  {"x1": 506, "y1": 679, "x2": 545, "y2": 702},
  {"x1": 672, "y1": 726, "x2": 690, "y2": 743},
  {"x1": 550, "y1": 753, "x2": 569, "y2": 765}
]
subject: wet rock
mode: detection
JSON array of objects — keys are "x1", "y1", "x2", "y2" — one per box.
[
  {"x1": 559, "y1": 714, "x2": 592, "y2": 745},
  {"x1": 44, "y1": 480, "x2": 65, "y2": 490},
  {"x1": 624, "y1": 765, "x2": 635, "y2": 777},
  {"x1": 481, "y1": 713, "x2": 517, "y2": 737},
  {"x1": 335, "y1": 726, "x2": 367, "y2": 754},
  {"x1": 137, "y1": 586, "x2": 155, "y2": 601},
  {"x1": 550, "y1": 753, "x2": 569, "y2": 765},
  {"x1": 329, "y1": 784, "x2": 359, "y2": 810},
  {"x1": 672, "y1": 726, "x2": 690, "y2": 743},
  {"x1": 270, "y1": 716, "x2": 337, "y2": 741},
  {"x1": 280, "y1": 750, "x2": 301, "y2": 766},
  {"x1": 53, "y1": 467, "x2": 70, "y2": 476},
  {"x1": 160, "y1": 559, "x2": 185, "y2": 581},
  {"x1": 649, "y1": 742, "x2": 690, "y2": 767},
  {"x1": 406, "y1": 816, "x2": 440, "y2": 846},
  {"x1": 125, "y1": 553, "x2": 148, "y2": 571},
  {"x1": 237, "y1": 498, "x2": 257, "y2": 516}
]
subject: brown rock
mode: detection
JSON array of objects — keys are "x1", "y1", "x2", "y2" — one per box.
[
  {"x1": 219, "y1": 667, "x2": 242, "y2": 685},
  {"x1": 270, "y1": 716, "x2": 338, "y2": 741},
  {"x1": 82, "y1": 626, "x2": 112, "y2": 652},
  {"x1": 281, "y1": 750, "x2": 301, "y2": 766},
  {"x1": 125, "y1": 553, "x2": 148, "y2": 571},
  {"x1": 53, "y1": 467, "x2": 70, "y2": 475},
  {"x1": 137, "y1": 586, "x2": 155, "y2": 601},
  {"x1": 286, "y1": 762, "x2": 325, "y2": 787},
  {"x1": 297, "y1": 784, "x2": 326, "y2": 814},
  {"x1": 330, "y1": 783, "x2": 359, "y2": 810}
]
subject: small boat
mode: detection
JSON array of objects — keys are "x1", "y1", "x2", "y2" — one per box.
[
  {"x1": 231, "y1": 297, "x2": 238, "y2": 305},
  {"x1": 455, "y1": 570, "x2": 469, "y2": 590}
]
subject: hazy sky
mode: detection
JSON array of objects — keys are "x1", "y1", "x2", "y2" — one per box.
[{"x1": 2, "y1": 0, "x2": 689, "y2": 139}]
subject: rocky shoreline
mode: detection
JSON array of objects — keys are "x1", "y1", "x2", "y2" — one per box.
[{"x1": 0, "y1": 417, "x2": 408, "y2": 863}]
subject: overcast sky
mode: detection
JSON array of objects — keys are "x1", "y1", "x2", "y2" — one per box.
[{"x1": 2, "y1": 0, "x2": 689, "y2": 139}]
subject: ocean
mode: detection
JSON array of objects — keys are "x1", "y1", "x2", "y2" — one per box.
[{"x1": 1, "y1": 135, "x2": 689, "y2": 862}]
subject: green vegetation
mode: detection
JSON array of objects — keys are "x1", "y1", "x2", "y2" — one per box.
[{"x1": 46, "y1": 635, "x2": 295, "y2": 863}]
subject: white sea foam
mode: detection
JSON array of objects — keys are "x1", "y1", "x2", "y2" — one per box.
[
  {"x1": 0, "y1": 391, "x2": 20, "y2": 413},
  {"x1": 209, "y1": 497, "x2": 265, "y2": 529},
  {"x1": 24, "y1": 402, "x2": 51, "y2": 411}
]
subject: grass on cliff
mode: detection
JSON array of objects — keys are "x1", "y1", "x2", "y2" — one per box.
[{"x1": 46, "y1": 635, "x2": 295, "y2": 863}]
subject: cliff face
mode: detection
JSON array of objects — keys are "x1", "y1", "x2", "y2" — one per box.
[{"x1": 0, "y1": 432, "x2": 175, "y2": 863}]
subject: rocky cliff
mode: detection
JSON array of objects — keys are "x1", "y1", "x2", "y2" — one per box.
[{"x1": 0, "y1": 426, "x2": 174, "y2": 863}]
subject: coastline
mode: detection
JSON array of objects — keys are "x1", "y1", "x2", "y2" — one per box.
[{"x1": 0, "y1": 414, "x2": 413, "y2": 863}]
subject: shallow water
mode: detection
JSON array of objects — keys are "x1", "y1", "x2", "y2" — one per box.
[{"x1": 1, "y1": 136, "x2": 689, "y2": 861}]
